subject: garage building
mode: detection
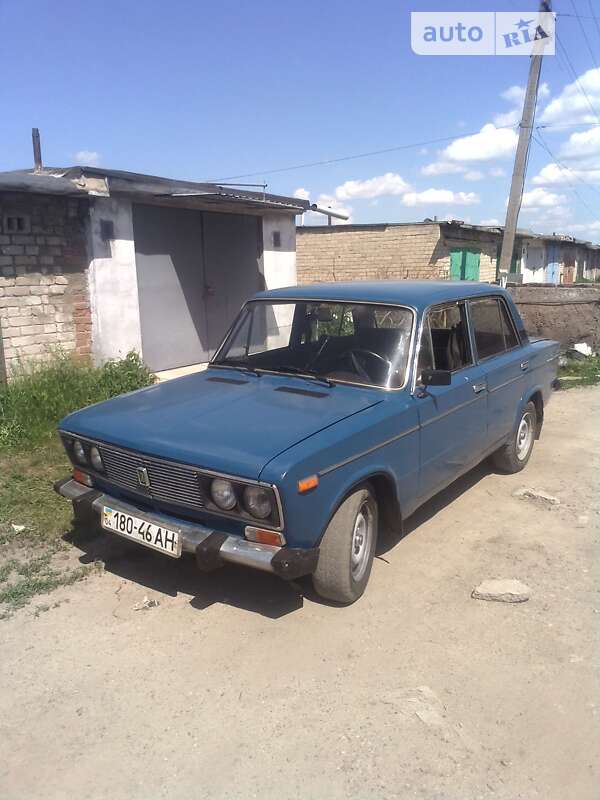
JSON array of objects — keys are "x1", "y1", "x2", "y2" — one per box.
[{"x1": 0, "y1": 166, "x2": 310, "y2": 379}]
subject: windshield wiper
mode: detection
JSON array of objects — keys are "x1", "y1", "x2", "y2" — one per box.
[
  {"x1": 211, "y1": 358, "x2": 261, "y2": 377},
  {"x1": 272, "y1": 365, "x2": 335, "y2": 388}
]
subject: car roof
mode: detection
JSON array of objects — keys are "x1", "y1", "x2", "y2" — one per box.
[{"x1": 253, "y1": 280, "x2": 506, "y2": 310}]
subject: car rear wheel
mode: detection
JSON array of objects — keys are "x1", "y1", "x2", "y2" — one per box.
[
  {"x1": 492, "y1": 401, "x2": 537, "y2": 473},
  {"x1": 312, "y1": 485, "x2": 378, "y2": 604}
]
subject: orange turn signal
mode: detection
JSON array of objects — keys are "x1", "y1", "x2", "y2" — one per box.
[
  {"x1": 245, "y1": 527, "x2": 285, "y2": 547},
  {"x1": 297, "y1": 474, "x2": 319, "y2": 494},
  {"x1": 73, "y1": 468, "x2": 93, "y2": 487}
]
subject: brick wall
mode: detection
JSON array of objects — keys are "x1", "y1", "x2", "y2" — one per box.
[
  {"x1": 296, "y1": 223, "x2": 445, "y2": 284},
  {"x1": 296, "y1": 222, "x2": 502, "y2": 285},
  {"x1": 0, "y1": 192, "x2": 91, "y2": 377}
]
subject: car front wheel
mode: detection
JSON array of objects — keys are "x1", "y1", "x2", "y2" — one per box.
[
  {"x1": 312, "y1": 485, "x2": 378, "y2": 604},
  {"x1": 492, "y1": 401, "x2": 537, "y2": 473}
]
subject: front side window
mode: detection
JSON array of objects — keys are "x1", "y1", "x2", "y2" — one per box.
[
  {"x1": 213, "y1": 300, "x2": 414, "y2": 388},
  {"x1": 417, "y1": 302, "x2": 472, "y2": 377},
  {"x1": 469, "y1": 297, "x2": 518, "y2": 360}
]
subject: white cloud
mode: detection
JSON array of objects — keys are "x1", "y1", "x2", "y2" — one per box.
[
  {"x1": 540, "y1": 67, "x2": 600, "y2": 125},
  {"x1": 334, "y1": 172, "x2": 411, "y2": 201},
  {"x1": 421, "y1": 160, "x2": 465, "y2": 176},
  {"x1": 493, "y1": 83, "x2": 550, "y2": 127},
  {"x1": 479, "y1": 217, "x2": 501, "y2": 226},
  {"x1": 523, "y1": 205, "x2": 573, "y2": 228},
  {"x1": 464, "y1": 170, "x2": 484, "y2": 181},
  {"x1": 559, "y1": 126, "x2": 600, "y2": 162},
  {"x1": 293, "y1": 187, "x2": 310, "y2": 200},
  {"x1": 402, "y1": 189, "x2": 480, "y2": 207},
  {"x1": 490, "y1": 167, "x2": 506, "y2": 177},
  {"x1": 75, "y1": 150, "x2": 100, "y2": 166},
  {"x1": 532, "y1": 161, "x2": 600, "y2": 185},
  {"x1": 520, "y1": 187, "x2": 568, "y2": 208},
  {"x1": 568, "y1": 220, "x2": 600, "y2": 240},
  {"x1": 442, "y1": 124, "x2": 519, "y2": 162}
]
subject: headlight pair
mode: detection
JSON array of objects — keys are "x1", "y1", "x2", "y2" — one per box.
[
  {"x1": 66, "y1": 437, "x2": 104, "y2": 473},
  {"x1": 210, "y1": 477, "x2": 273, "y2": 520}
]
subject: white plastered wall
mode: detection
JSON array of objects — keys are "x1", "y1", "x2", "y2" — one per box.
[
  {"x1": 88, "y1": 197, "x2": 143, "y2": 363},
  {"x1": 261, "y1": 214, "x2": 298, "y2": 348}
]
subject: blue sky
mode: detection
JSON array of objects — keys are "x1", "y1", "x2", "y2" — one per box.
[{"x1": 1, "y1": 0, "x2": 599, "y2": 240}]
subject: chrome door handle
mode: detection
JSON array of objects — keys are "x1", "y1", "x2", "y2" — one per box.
[
  {"x1": 520, "y1": 360, "x2": 529, "y2": 370},
  {"x1": 472, "y1": 382, "x2": 486, "y2": 394}
]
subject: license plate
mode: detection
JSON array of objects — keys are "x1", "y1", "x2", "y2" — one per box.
[{"x1": 101, "y1": 506, "x2": 182, "y2": 558}]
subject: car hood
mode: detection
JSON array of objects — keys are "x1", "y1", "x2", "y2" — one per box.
[{"x1": 60, "y1": 368, "x2": 383, "y2": 479}]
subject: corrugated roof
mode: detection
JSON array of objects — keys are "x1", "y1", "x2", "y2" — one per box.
[{"x1": 0, "y1": 166, "x2": 310, "y2": 214}]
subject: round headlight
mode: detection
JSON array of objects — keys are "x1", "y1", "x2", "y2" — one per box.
[
  {"x1": 73, "y1": 439, "x2": 87, "y2": 464},
  {"x1": 90, "y1": 446, "x2": 104, "y2": 472},
  {"x1": 210, "y1": 478, "x2": 237, "y2": 510},
  {"x1": 243, "y1": 485, "x2": 273, "y2": 519}
]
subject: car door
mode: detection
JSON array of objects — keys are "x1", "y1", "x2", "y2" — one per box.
[
  {"x1": 468, "y1": 295, "x2": 526, "y2": 448},
  {"x1": 414, "y1": 301, "x2": 488, "y2": 503}
]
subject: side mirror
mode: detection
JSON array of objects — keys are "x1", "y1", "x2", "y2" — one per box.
[{"x1": 421, "y1": 368, "x2": 451, "y2": 386}]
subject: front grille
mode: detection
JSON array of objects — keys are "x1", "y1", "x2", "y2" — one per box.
[{"x1": 99, "y1": 443, "x2": 206, "y2": 509}]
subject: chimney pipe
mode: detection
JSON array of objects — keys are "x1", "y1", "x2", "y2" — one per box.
[{"x1": 32, "y1": 128, "x2": 42, "y2": 173}]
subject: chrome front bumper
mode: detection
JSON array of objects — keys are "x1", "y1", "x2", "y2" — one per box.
[{"x1": 55, "y1": 478, "x2": 318, "y2": 580}]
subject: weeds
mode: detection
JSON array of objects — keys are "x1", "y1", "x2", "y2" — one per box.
[
  {"x1": 0, "y1": 351, "x2": 154, "y2": 615},
  {"x1": 0, "y1": 350, "x2": 154, "y2": 451},
  {"x1": 558, "y1": 355, "x2": 600, "y2": 388}
]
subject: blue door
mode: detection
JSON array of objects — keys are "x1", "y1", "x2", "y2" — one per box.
[
  {"x1": 414, "y1": 302, "x2": 487, "y2": 502},
  {"x1": 546, "y1": 243, "x2": 559, "y2": 284}
]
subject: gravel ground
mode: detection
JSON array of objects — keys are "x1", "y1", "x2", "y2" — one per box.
[{"x1": 1, "y1": 386, "x2": 599, "y2": 800}]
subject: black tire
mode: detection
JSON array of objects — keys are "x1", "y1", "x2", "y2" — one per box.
[
  {"x1": 312, "y1": 485, "x2": 378, "y2": 604},
  {"x1": 492, "y1": 401, "x2": 537, "y2": 474}
]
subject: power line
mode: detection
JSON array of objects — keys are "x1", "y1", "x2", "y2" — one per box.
[
  {"x1": 568, "y1": 0, "x2": 599, "y2": 70},
  {"x1": 210, "y1": 120, "x2": 595, "y2": 182},
  {"x1": 555, "y1": 34, "x2": 600, "y2": 123},
  {"x1": 588, "y1": 0, "x2": 600, "y2": 40},
  {"x1": 533, "y1": 130, "x2": 600, "y2": 217},
  {"x1": 209, "y1": 125, "x2": 519, "y2": 181}
]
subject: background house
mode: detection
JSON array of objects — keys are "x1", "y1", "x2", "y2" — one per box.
[
  {"x1": 0, "y1": 167, "x2": 310, "y2": 379},
  {"x1": 296, "y1": 221, "x2": 522, "y2": 285},
  {"x1": 297, "y1": 220, "x2": 599, "y2": 287}
]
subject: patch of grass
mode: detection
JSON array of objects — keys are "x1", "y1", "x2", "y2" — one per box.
[
  {"x1": 0, "y1": 350, "x2": 154, "y2": 451},
  {"x1": 0, "y1": 558, "x2": 93, "y2": 613},
  {"x1": 0, "y1": 351, "x2": 154, "y2": 615},
  {"x1": 0, "y1": 439, "x2": 72, "y2": 546},
  {"x1": 558, "y1": 355, "x2": 600, "y2": 388}
]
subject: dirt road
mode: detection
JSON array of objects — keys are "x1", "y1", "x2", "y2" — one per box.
[{"x1": 1, "y1": 387, "x2": 599, "y2": 800}]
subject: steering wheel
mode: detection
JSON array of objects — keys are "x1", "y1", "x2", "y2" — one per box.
[{"x1": 340, "y1": 348, "x2": 392, "y2": 382}]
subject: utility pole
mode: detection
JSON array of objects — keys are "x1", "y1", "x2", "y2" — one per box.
[{"x1": 499, "y1": 0, "x2": 552, "y2": 276}]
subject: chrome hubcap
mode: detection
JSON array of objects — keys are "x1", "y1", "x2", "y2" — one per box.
[
  {"x1": 351, "y1": 503, "x2": 373, "y2": 581},
  {"x1": 516, "y1": 411, "x2": 534, "y2": 461}
]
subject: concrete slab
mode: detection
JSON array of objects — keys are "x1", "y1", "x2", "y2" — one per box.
[{"x1": 155, "y1": 362, "x2": 208, "y2": 382}]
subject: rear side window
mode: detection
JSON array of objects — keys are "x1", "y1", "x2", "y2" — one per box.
[{"x1": 469, "y1": 297, "x2": 519, "y2": 360}]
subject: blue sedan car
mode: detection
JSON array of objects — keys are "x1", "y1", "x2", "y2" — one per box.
[{"x1": 55, "y1": 281, "x2": 559, "y2": 604}]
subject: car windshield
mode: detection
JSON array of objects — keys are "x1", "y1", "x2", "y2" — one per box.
[{"x1": 212, "y1": 300, "x2": 414, "y2": 389}]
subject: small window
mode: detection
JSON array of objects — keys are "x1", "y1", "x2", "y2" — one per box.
[
  {"x1": 470, "y1": 297, "x2": 517, "y2": 360},
  {"x1": 272, "y1": 230, "x2": 281, "y2": 248},
  {"x1": 421, "y1": 302, "x2": 472, "y2": 373},
  {"x1": 3, "y1": 214, "x2": 31, "y2": 234}
]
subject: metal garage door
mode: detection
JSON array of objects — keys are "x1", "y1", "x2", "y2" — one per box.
[{"x1": 133, "y1": 204, "x2": 262, "y2": 372}]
